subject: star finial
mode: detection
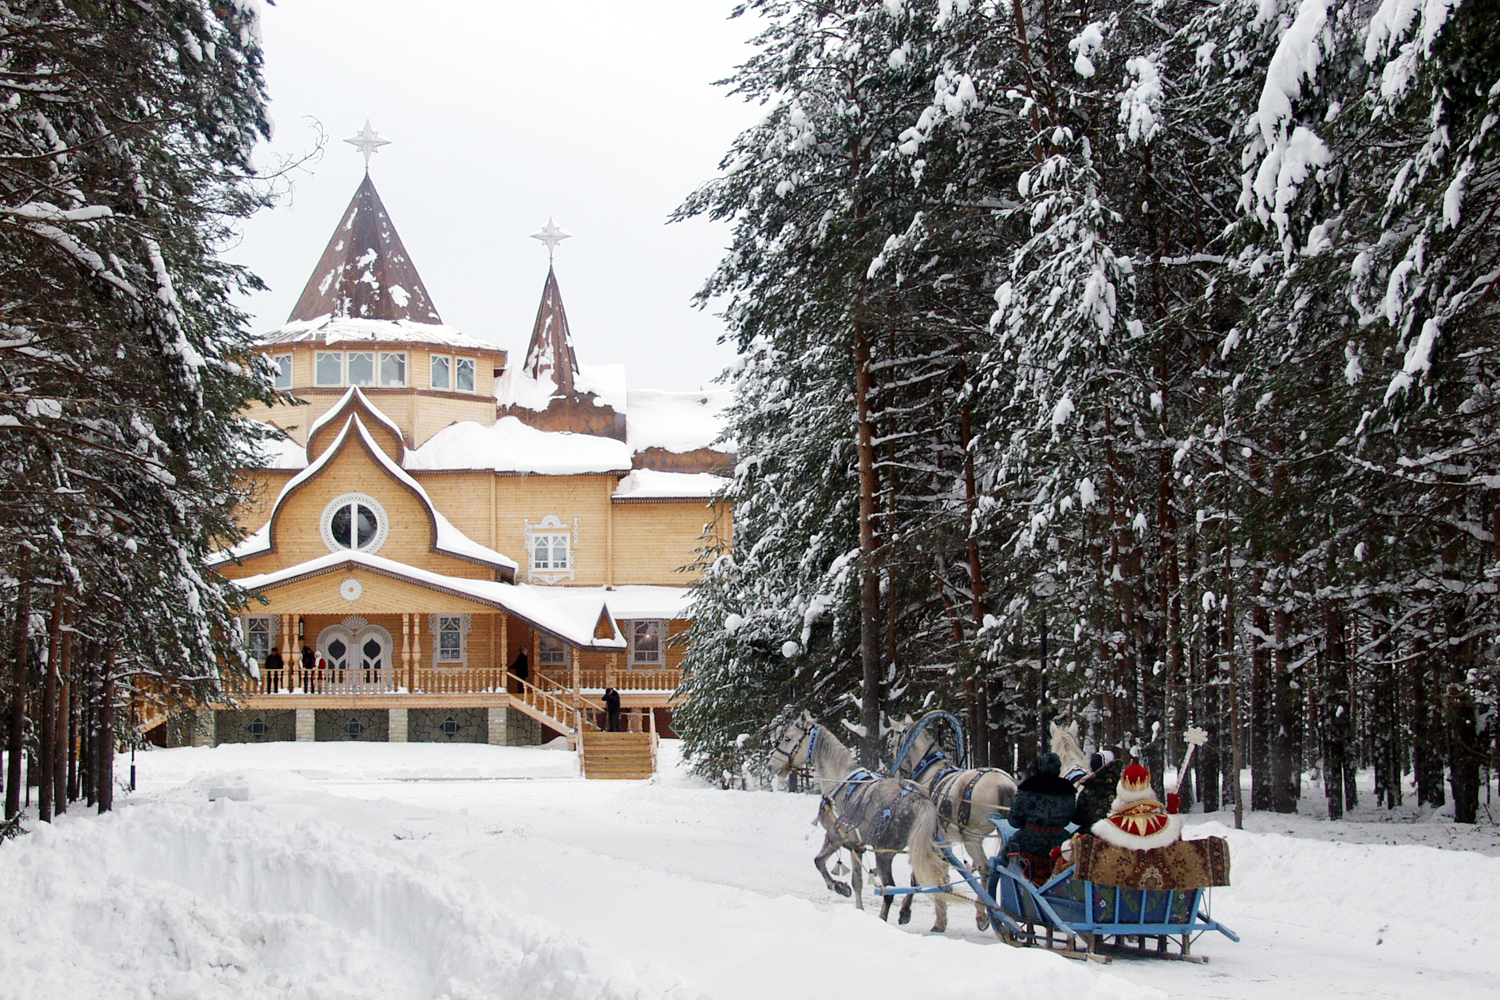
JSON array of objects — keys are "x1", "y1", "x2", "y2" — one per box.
[
  {"x1": 530, "y1": 218, "x2": 571, "y2": 262},
  {"x1": 344, "y1": 120, "x2": 391, "y2": 171}
]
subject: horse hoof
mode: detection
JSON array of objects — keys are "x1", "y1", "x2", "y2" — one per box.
[
  {"x1": 833, "y1": 882, "x2": 852, "y2": 897},
  {"x1": 898, "y1": 909, "x2": 912, "y2": 925},
  {"x1": 976, "y1": 912, "x2": 990, "y2": 931}
]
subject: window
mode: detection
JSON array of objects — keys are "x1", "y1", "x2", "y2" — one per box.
[
  {"x1": 245, "y1": 616, "x2": 273, "y2": 663},
  {"x1": 531, "y1": 532, "x2": 570, "y2": 572},
  {"x1": 346, "y1": 351, "x2": 375, "y2": 386},
  {"x1": 537, "y1": 634, "x2": 567, "y2": 666},
  {"x1": 316, "y1": 351, "x2": 343, "y2": 386},
  {"x1": 456, "y1": 357, "x2": 476, "y2": 393},
  {"x1": 320, "y1": 493, "x2": 389, "y2": 554},
  {"x1": 272, "y1": 354, "x2": 292, "y2": 390},
  {"x1": 630, "y1": 620, "x2": 664, "y2": 667},
  {"x1": 380, "y1": 351, "x2": 406, "y2": 386},
  {"x1": 524, "y1": 515, "x2": 576, "y2": 583},
  {"x1": 436, "y1": 617, "x2": 463, "y2": 662},
  {"x1": 430, "y1": 355, "x2": 451, "y2": 390}
]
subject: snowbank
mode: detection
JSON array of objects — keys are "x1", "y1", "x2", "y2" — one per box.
[
  {"x1": 613, "y1": 469, "x2": 725, "y2": 500},
  {"x1": 625, "y1": 388, "x2": 732, "y2": 453}
]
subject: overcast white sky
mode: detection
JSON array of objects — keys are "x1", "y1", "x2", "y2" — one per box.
[{"x1": 228, "y1": 0, "x2": 761, "y2": 392}]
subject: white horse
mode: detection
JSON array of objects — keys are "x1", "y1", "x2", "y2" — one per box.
[
  {"x1": 1048, "y1": 720, "x2": 1091, "y2": 781},
  {"x1": 769, "y1": 711, "x2": 954, "y2": 932},
  {"x1": 889, "y1": 714, "x2": 1017, "y2": 930}
]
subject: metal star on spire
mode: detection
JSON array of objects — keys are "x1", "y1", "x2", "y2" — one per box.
[
  {"x1": 530, "y1": 218, "x2": 571, "y2": 262},
  {"x1": 344, "y1": 120, "x2": 391, "y2": 170}
]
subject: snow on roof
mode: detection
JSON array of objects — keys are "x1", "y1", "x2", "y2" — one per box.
[
  {"x1": 595, "y1": 585, "x2": 695, "y2": 621},
  {"x1": 613, "y1": 469, "x2": 725, "y2": 500},
  {"x1": 405, "y1": 416, "x2": 632, "y2": 475},
  {"x1": 258, "y1": 315, "x2": 497, "y2": 352},
  {"x1": 305, "y1": 386, "x2": 407, "y2": 452},
  {"x1": 251, "y1": 435, "x2": 308, "y2": 470},
  {"x1": 231, "y1": 550, "x2": 623, "y2": 649},
  {"x1": 209, "y1": 414, "x2": 517, "y2": 572},
  {"x1": 625, "y1": 388, "x2": 733, "y2": 454},
  {"x1": 495, "y1": 360, "x2": 627, "y2": 413}
]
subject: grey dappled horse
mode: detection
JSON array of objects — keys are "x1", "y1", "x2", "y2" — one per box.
[
  {"x1": 1048, "y1": 719, "x2": 1090, "y2": 780},
  {"x1": 888, "y1": 714, "x2": 1017, "y2": 930},
  {"x1": 769, "y1": 711, "x2": 954, "y2": 932}
]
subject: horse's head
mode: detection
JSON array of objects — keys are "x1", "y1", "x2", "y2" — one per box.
[
  {"x1": 1048, "y1": 719, "x2": 1088, "y2": 775},
  {"x1": 768, "y1": 710, "x2": 817, "y2": 774}
]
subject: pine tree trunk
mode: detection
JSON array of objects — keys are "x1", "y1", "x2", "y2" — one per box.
[
  {"x1": 853, "y1": 319, "x2": 881, "y2": 767},
  {"x1": 38, "y1": 590, "x2": 63, "y2": 822},
  {"x1": 53, "y1": 604, "x2": 71, "y2": 813},
  {"x1": 1322, "y1": 606, "x2": 1350, "y2": 820},
  {"x1": 1250, "y1": 599, "x2": 1272, "y2": 811},
  {"x1": 1271, "y1": 604, "x2": 1298, "y2": 813},
  {"x1": 96, "y1": 645, "x2": 116, "y2": 813},
  {"x1": 6, "y1": 578, "x2": 31, "y2": 821}
]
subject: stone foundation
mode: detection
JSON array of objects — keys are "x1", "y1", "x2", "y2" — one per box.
[
  {"x1": 215, "y1": 709, "x2": 296, "y2": 744},
  {"x1": 506, "y1": 709, "x2": 542, "y2": 746},
  {"x1": 409, "y1": 707, "x2": 488, "y2": 743},
  {"x1": 314, "y1": 709, "x2": 389, "y2": 742}
]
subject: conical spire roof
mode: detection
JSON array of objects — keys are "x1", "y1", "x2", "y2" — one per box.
[
  {"x1": 287, "y1": 175, "x2": 442, "y2": 325},
  {"x1": 523, "y1": 266, "x2": 580, "y2": 395}
]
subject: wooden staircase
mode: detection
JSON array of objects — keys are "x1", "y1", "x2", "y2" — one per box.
[{"x1": 580, "y1": 731, "x2": 656, "y2": 779}]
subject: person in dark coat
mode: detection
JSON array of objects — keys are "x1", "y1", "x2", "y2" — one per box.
[
  {"x1": 510, "y1": 648, "x2": 529, "y2": 694},
  {"x1": 603, "y1": 686, "x2": 621, "y2": 732},
  {"x1": 300, "y1": 645, "x2": 316, "y2": 693},
  {"x1": 263, "y1": 645, "x2": 284, "y2": 694},
  {"x1": 1072, "y1": 751, "x2": 1126, "y2": 831},
  {"x1": 1006, "y1": 752, "x2": 1078, "y2": 884}
]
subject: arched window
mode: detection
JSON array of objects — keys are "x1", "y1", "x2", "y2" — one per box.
[{"x1": 320, "y1": 493, "x2": 389, "y2": 554}]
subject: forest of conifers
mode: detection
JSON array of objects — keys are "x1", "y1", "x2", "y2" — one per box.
[{"x1": 675, "y1": 0, "x2": 1499, "y2": 823}]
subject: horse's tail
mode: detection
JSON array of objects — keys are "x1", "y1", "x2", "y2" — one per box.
[{"x1": 909, "y1": 801, "x2": 967, "y2": 904}]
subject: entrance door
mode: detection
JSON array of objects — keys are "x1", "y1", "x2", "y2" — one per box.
[{"x1": 360, "y1": 633, "x2": 388, "y2": 688}]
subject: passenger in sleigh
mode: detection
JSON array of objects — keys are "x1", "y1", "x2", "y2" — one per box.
[
  {"x1": 1004, "y1": 752, "x2": 1078, "y2": 886},
  {"x1": 1090, "y1": 763, "x2": 1183, "y2": 851}
]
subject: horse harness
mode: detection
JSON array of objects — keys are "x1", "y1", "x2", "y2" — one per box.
[{"x1": 932, "y1": 768, "x2": 985, "y2": 828}]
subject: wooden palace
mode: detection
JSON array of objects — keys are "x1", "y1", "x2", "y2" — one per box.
[{"x1": 165, "y1": 161, "x2": 732, "y2": 776}]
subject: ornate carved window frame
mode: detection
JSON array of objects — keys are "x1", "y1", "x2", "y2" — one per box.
[
  {"x1": 428, "y1": 613, "x2": 472, "y2": 673},
  {"x1": 524, "y1": 514, "x2": 578, "y2": 584},
  {"x1": 320, "y1": 492, "x2": 390, "y2": 555}
]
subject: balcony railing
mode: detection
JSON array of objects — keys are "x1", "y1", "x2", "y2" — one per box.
[{"x1": 237, "y1": 664, "x2": 680, "y2": 698}]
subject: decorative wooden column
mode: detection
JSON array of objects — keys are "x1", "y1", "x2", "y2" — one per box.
[
  {"x1": 411, "y1": 618, "x2": 422, "y2": 692},
  {"x1": 571, "y1": 647, "x2": 581, "y2": 707},
  {"x1": 401, "y1": 613, "x2": 411, "y2": 688},
  {"x1": 606, "y1": 652, "x2": 617, "y2": 689}
]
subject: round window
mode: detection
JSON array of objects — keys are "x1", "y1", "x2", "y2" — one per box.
[{"x1": 320, "y1": 493, "x2": 389, "y2": 554}]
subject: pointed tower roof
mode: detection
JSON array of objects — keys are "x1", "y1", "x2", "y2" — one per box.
[
  {"x1": 288, "y1": 175, "x2": 442, "y2": 325},
  {"x1": 522, "y1": 266, "x2": 580, "y2": 395}
]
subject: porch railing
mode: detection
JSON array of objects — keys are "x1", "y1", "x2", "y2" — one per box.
[{"x1": 241, "y1": 664, "x2": 680, "y2": 699}]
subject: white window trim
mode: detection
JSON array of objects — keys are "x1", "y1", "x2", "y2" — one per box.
[
  {"x1": 315, "y1": 350, "x2": 344, "y2": 387},
  {"x1": 379, "y1": 350, "x2": 407, "y2": 387},
  {"x1": 272, "y1": 354, "x2": 292, "y2": 390},
  {"x1": 345, "y1": 350, "x2": 376, "y2": 387},
  {"x1": 430, "y1": 354, "x2": 451, "y2": 390},
  {"x1": 455, "y1": 356, "x2": 477, "y2": 393},
  {"x1": 524, "y1": 514, "x2": 577, "y2": 584},
  {"x1": 628, "y1": 619, "x2": 666, "y2": 669},
  {"x1": 428, "y1": 613, "x2": 472, "y2": 673},
  {"x1": 319, "y1": 492, "x2": 390, "y2": 555}
]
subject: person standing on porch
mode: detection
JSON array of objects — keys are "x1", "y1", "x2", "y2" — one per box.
[
  {"x1": 300, "y1": 644, "x2": 315, "y2": 693},
  {"x1": 263, "y1": 645, "x2": 284, "y2": 694},
  {"x1": 603, "y1": 686, "x2": 621, "y2": 732},
  {"x1": 510, "y1": 648, "x2": 528, "y2": 693}
]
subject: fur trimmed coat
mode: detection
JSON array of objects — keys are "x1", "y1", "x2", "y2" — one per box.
[{"x1": 1006, "y1": 772, "x2": 1078, "y2": 857}]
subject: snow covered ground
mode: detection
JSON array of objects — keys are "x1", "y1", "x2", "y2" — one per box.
[{"x1": 1, "y1": 742, "x2": 1496, "y2": 1000}]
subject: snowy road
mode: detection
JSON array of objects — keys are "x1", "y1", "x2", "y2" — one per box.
[{"x1": 1, "y1": 742, "x2": 1495, "y2": 1000}]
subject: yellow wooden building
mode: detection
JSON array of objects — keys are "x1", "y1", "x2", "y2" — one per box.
[{"x1": 190, "y1": 172, "x2": 731, "y2": 770}]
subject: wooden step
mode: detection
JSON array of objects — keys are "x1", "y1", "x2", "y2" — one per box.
[{"x1": 580, "y1": 731, "x2": 656, "y2": 779}]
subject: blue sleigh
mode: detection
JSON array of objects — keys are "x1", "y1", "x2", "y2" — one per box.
[{"x1": 890, "y1": 814, "x2": 1239, "y2": 963}]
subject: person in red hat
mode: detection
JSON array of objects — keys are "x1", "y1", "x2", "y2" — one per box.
[{"x1": 1090, "y1": 763, "x2": 1183, "y2": 851}]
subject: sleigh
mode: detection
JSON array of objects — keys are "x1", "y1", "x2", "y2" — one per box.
[
  {"x1": 887, "y1": 819, "x2": 1238, "y2": 962},
  {"x1": 981, "y1": 828, "x2": 1238, "y2": 962}
]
